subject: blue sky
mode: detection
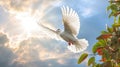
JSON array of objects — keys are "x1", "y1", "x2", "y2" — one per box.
[{"x1": 0, "y1": 0, "x2": 113, "y2": 67}]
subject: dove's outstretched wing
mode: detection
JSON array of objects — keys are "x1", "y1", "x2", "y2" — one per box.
[
  {"x1": 61, "y1": 6, "x2": 80, "y2": 36},
  {"x1": 38, "y1": 23, "x2": 56, "y2": 33},
  {"x1": 37, "y1": 23, "x2": 63, "y2": 41}
]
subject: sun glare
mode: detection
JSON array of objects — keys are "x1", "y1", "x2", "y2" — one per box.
[{"x1": 15, "y1": 12, "x2": 40, "y2": 34}]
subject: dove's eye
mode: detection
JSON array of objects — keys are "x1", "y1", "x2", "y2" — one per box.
[{"x1": 58, "y1": 29, "x2": 60, "y2": 30}]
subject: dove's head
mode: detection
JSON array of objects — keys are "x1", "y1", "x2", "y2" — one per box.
[{"x1": 56, "y1": 29, "x2": 61, "y2": 34}]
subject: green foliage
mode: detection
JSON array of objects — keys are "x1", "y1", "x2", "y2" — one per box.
[
  {"x1": 112, "y1": 23, "x2": 120, "y2": 27},
  {"x1": 92, "y1": 40, "x2": 106, "y2": 53},
  {"x1": 77, "y1": 53, "x2": 88, "y2": 64},
  {"x1": 107, "y1": 0, "x2": 120, "y2": 17},
  {"x1": 101, "y1": 31, "x2": 109, "y2": 34},
  {"x1": 119, "y1": 16, "x2": 120, "y2": 23},
  {"x1": 88, "y1": 57, "x2": 95, "y2": 66},
  {"x1": 107, "y1": 26, "x2": 113, "y2": 33},
  {"x1": 78, "y1": 0, "x2": 120, "y2": 67}
]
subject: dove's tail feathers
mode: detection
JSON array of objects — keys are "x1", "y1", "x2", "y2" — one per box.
[{"x1": 67, "y1": 39, "x2": 89, "y2": 53}]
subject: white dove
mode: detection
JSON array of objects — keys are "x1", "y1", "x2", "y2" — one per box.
[{"x1": 38, "y1": 6, "x2": 89, "y2": 53}]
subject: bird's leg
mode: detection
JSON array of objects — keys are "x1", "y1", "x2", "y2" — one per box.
[{"x1": 68, "y1": 41, "x2": 73, "y2": 46}]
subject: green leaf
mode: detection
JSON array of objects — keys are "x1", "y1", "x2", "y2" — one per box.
[
  {"x1": 107, "y1": 27, "x2": 113, "y2": 33},
  {"x1": 95, "y1": 64, "x2": 101, "y2": 67},
  {"x1": 110, "y1": 4, "x2": 117, "y2": 11},
  {"x1": 97, "y1": 34, "x2": 112, "y2": 40},
  {"x1": 102, "y1": 49, "x2": 111, "y2": 60},
  {"x1": 99, "y1": 40, "x2": 106, "y2": 45},
  {"x1": 114, "y1": 17, "x2": 117, "y2": 23},
  {"x1": 78, "y1": 53, "x2": 88, "y2": 64},
  {"x1": 113, "y1": 23, "x2": 120, "y2": 27},
  {"x1": 92, "y1": 43, "x2": 101, "y2": 53},
  {"x1": 92, "y1": 40, "x2": 106, "y2": 53},
  {"x1": 109, "y1": 11, "x2": 114, "y2": 18},
  {"x1": 107, "y1": 4, "x2": 117, "y2": 11},
  {"x1": 108, "y1": 4, "x2": 118, "y2": 17},
  {"x1": 88, "y1": 57, "x2": 95, "y2": 66},
  {"x1": 118, "y1": 16, "x2": 120, "y2": 24},
  {"x1": 107, "y1": 6, "x2": 111, "y2": 11},
  {"x1": 101, "y1": 31, "x2": 109, "y2": 34}
]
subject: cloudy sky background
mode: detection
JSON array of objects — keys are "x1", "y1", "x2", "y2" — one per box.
[{"x1": 0, "y1": 0, "x2": 113, "y2": 67}]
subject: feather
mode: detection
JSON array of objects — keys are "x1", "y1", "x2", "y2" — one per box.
[{"x1": 61, "y1": 6, "x2": 80, "y2": 36}]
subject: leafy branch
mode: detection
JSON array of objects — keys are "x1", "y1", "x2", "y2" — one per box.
[{"x1": 78, "y1": 0, "x2": 120, "y2": 67}]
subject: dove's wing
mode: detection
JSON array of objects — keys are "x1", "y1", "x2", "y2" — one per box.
[
  {"x1": 37, "y1": 23, "x2": 63, "y2": 41},
  {"x1": 61, "y1": 6, "x2": 80, "y2": 36},
  {"x1": 38, "y1": 23, "x2": 56, "y2": 33}
]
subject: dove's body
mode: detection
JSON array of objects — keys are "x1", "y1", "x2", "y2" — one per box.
[{"x1": 60, "y1": 31, "x2": 77, "y2": 43}]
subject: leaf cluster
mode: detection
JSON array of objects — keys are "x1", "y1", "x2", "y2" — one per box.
[
  {"x1": 77, "y1": 0, "x2": 120, "y2": 67},
  {"x1": 107, "y1": 0, "x2": 120, "y2": 17}
]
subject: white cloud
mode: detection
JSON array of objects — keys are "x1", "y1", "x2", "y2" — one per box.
[
  {"x1": 73, "y1": 0, "x2": 99, "y2": 18},
  {"x1": 57, "y1": 59, "x2": 66, "y2": 64},
  {"x1": 0, "y1": 0, "x2": 89, "y2": 67},
  {"x1": 0, "y1": 0, "x2": 63, "y2": 45},
  {"x1": 10, "y1": 37, "x2": 76, "y2": 65},
  {"x1": 81, "y1": 8, "x2": 95, "y2": 18}
]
